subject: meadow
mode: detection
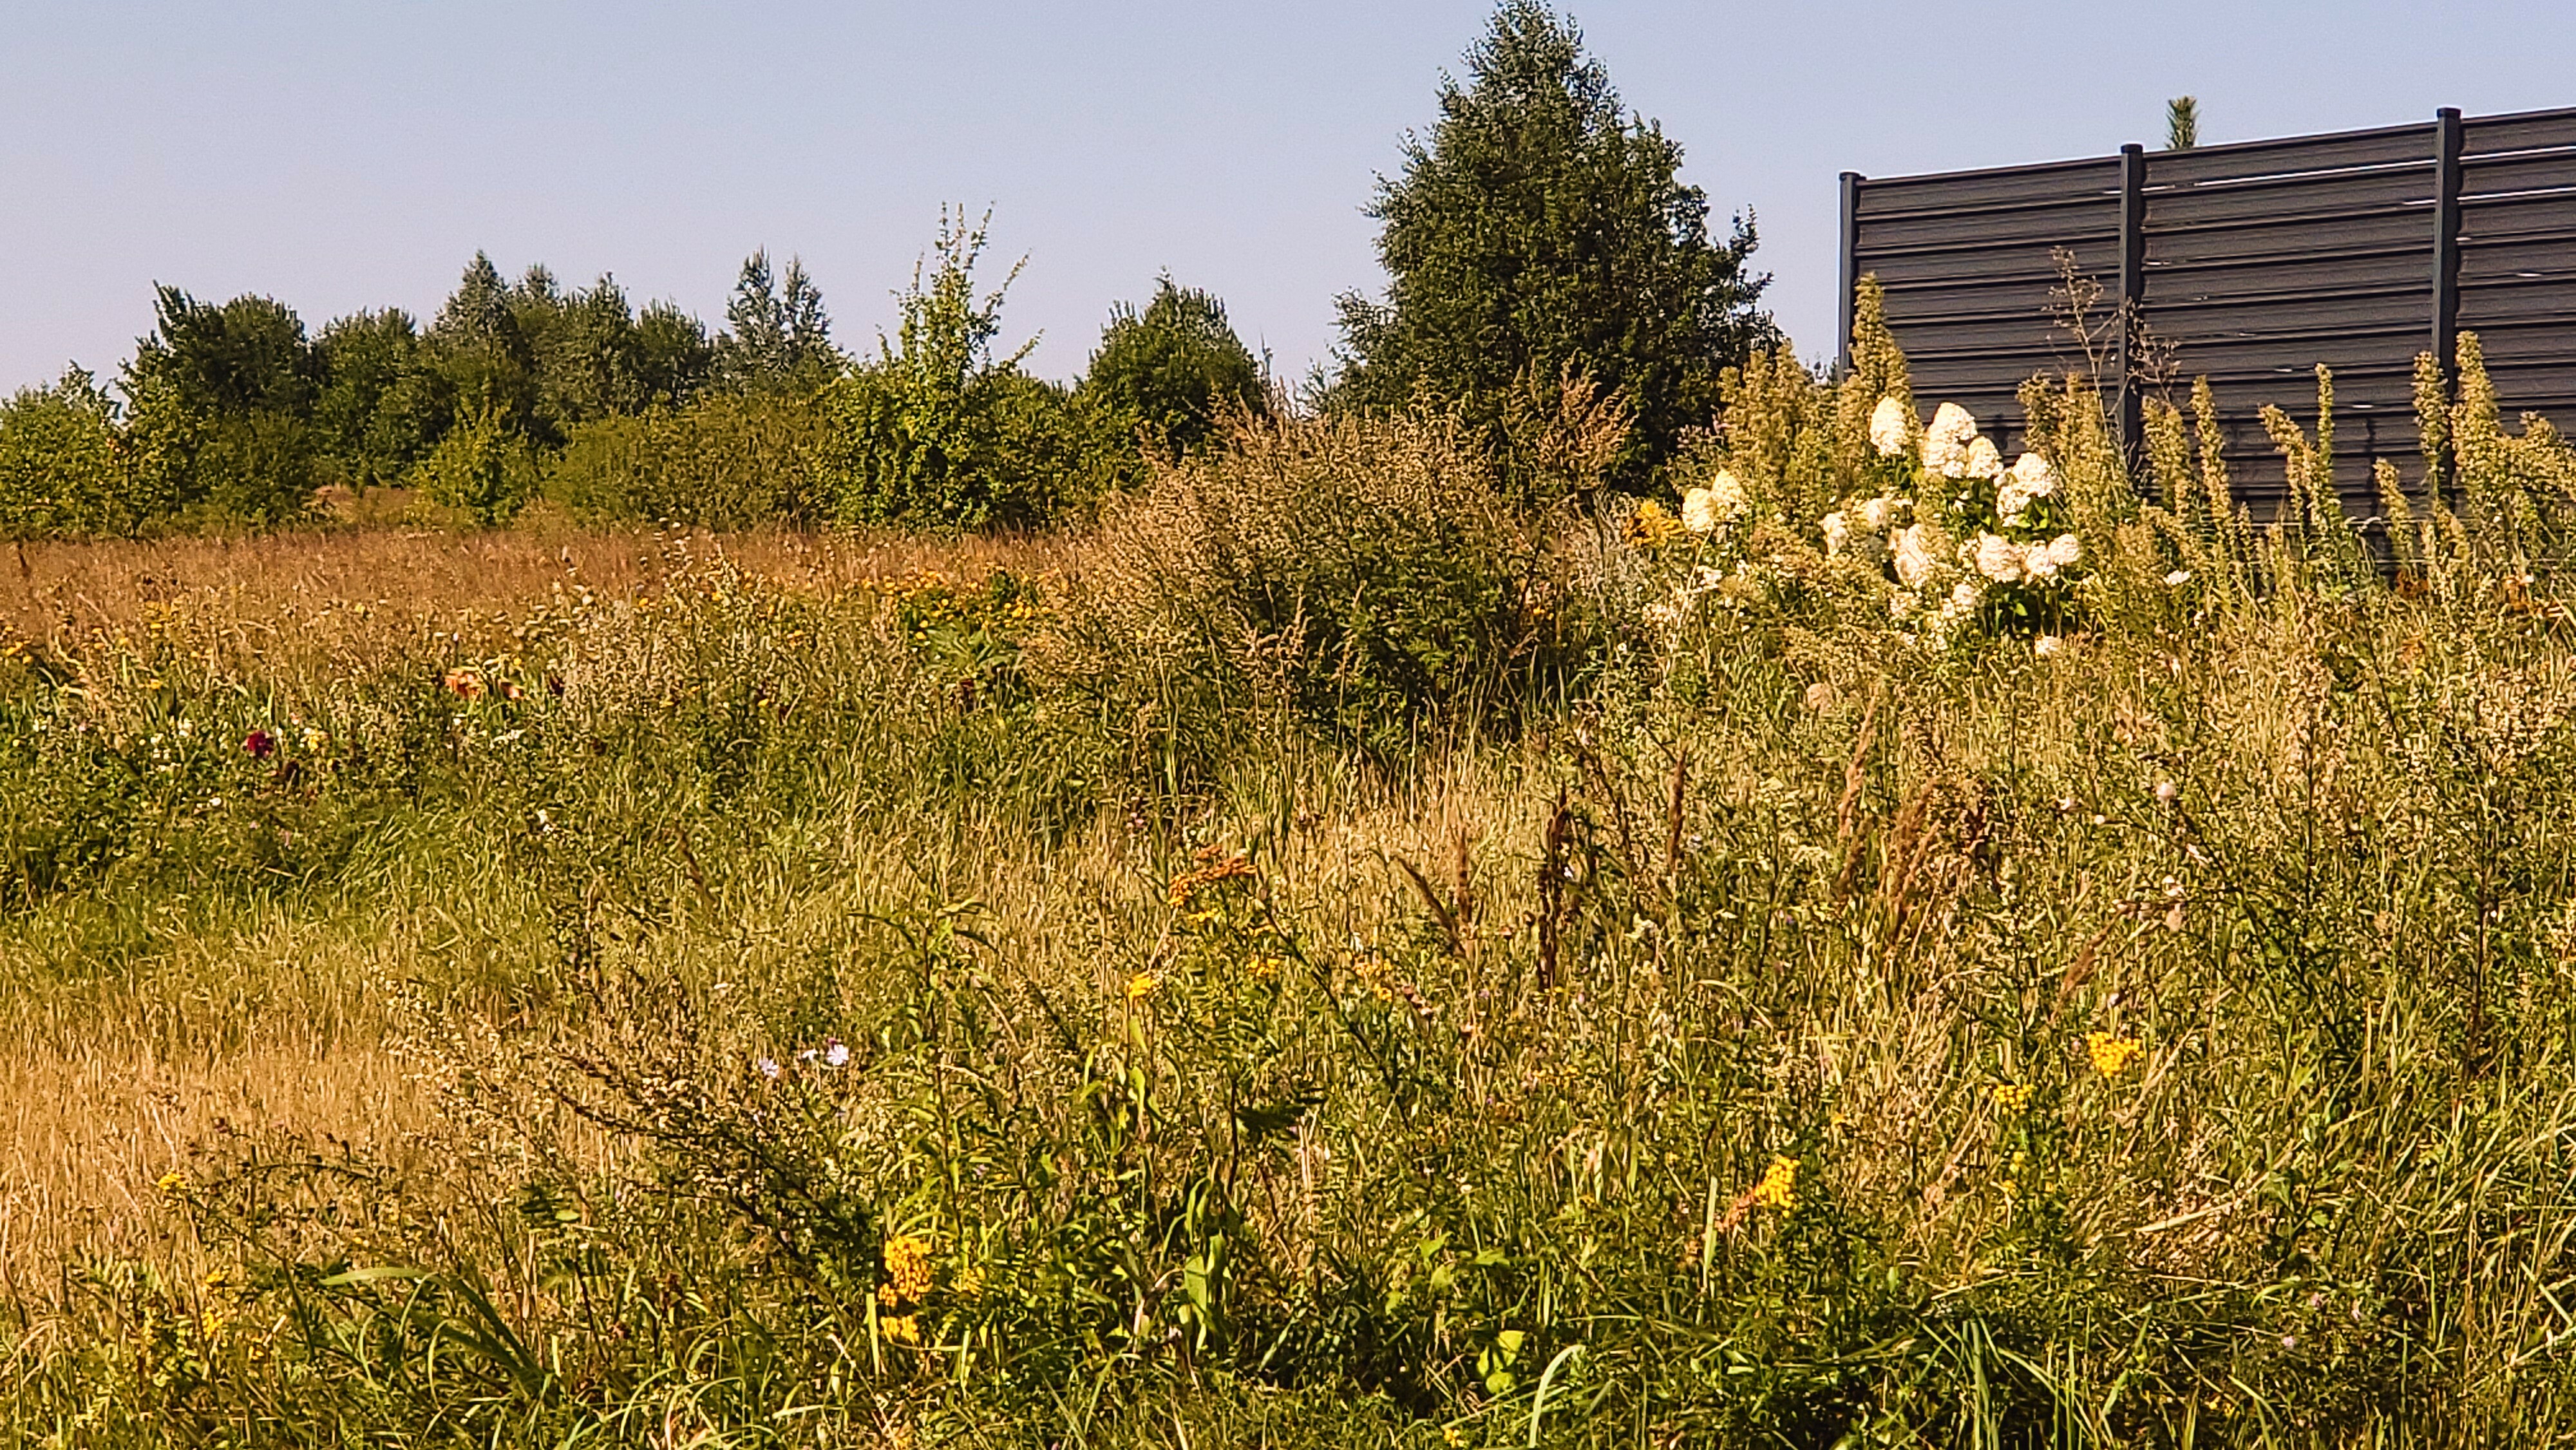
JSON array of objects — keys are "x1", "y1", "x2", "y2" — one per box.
[{"x1": 8, "y1": 314, "x2": 2576, "y2": 1445}]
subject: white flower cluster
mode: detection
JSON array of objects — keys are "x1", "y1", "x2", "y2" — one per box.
[
  {"x1": 1996, "y1": 451, "x2": 2058, "y2": 525},
  {"x1": 1965, "y1": 531, "x2": 2081, "y2": 585},
  {"x1": 1681, "y1": 469, "x2": 1750, "y2": 537},
  {"x1": 1846, "y1": 393, "x2": 2088, "y2": 648}
]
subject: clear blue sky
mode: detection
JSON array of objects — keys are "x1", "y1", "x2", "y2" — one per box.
[{"x1": 5, "y1": 1, "x2": 2572, "y2": 394}]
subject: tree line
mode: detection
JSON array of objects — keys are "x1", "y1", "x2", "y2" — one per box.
[{"x1": 0, "y1": 2, "x2": 1772, "y2": 539}]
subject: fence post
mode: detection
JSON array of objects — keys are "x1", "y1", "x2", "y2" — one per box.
[
  {"x1": 2432, "y1": 108, "x2": 2464, "y2": 387},
  {"x1": 2114, "y1": 144, "x2": 2146, "y2": 462},
  {"x1": 1838, "y1": 171, "x2": 1862, "y2": 378}
]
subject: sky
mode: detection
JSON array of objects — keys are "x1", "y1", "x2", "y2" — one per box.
[{"x1": 5, "y1": 1, "x2": 2575, "y2": 395}]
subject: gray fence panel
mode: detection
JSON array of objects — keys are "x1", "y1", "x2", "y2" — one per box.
[{"x1": 1842, "y1": 105, "x2": 2576, "y2": 520}]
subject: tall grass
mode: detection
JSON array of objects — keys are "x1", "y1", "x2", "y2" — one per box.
[{"x1": 9, "y1": 335, "x2": 2576, "y2": 1445}]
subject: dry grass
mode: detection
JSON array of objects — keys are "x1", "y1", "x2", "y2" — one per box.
[{"x1": 1, "y1": 523, "x2": 1068, "y2": 649}]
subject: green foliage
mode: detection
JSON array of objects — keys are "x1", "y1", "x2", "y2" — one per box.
[
  {"x1": 412, "y1": 406, "x2": 536, "y2": 525},
  {"x1": 816, "y1": 211, "x2": 1115, "y2": 528},
  {"x1": 312, "y1": 308, "x2": 444, "y2": 490},
  {"x1": 1079, "y1": 275, "x2": 1267, "y2": 459},
  {"x1": 1332, "y1": 1, "x2": 1774, "y2": 489},
  {"x1": 121, "y1": 287, "x2": 325, "y2": 525},
  {"x1": 546, "y1": 391, "x2": 829, "y2": 527},
  {"x1": 714, "y1": 249, "x2": 841, "y2": 394},
  {"x1": 0, "y1": 368, "x2": 130, "y2": 539}
]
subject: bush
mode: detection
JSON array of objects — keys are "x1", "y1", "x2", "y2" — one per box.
[
  {"x1": 815, "y1": 211, "x2": 1117, "y2": 529},
  {"x1": 1079, "y1": 276, "x2": 1267, "y2": 460},
  {"x1": 545, "y1": 392, "x2": 828, "y2": 527},
  {"x1": 0, "y1": 369, "x2": 129, "y2": 540},
  {"x1": 1046, "y1": 408, "x2": 1605, "y2": 757},
  {"x1": 412, "y1": 406, "x2": 538, "y2": 526}
]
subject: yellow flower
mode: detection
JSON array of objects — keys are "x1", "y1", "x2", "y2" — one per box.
[
  {"x1": 1752, "y1": 1155, "x2": 1799, "y2": 1212},
  {"x1": 881, "y1": 1312, "x2": 920, "y2": 1345},
  {"x1": 1993, "y1": 1082, "x2": 2034, "y2": 1114},
  {"x1": 156, "y1": 1171, "x2": 191, "y2": 1198},
  {"x1": 1625, "y1": 500, "x2": 1687, "y2": 549},
  {"x1": 1125, "y1": 972, "x2": 1160, "y2": 1002},
  {"x1": 882, "y1": 1233, "x2": 934, "y2": 1303},
  {"x1": 2087, "y1": 1031, "x2": 2143, "y2": 1079}
]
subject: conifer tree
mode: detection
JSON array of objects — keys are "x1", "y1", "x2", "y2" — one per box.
[{"x1": 1333, "y1": 1, "x2": 1774, "y2": 487}]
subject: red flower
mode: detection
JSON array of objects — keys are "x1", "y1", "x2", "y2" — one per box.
[{"x1": 243, "y1": 729, "x2": 276, "y2": 759}]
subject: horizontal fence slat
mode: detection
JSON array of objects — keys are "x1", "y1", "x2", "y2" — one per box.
[
  {"x1": 2458, "y1": 189, "x2": 2576, "y2": 240},
  {"x1": 1853, "y1": 203, "x2": 2122, "y2": 250},
  {"x1": 1857, "y1": 239, "x2": 2122, "y2": 285},
  {"x1": 2145, "y1": 207, "x2": 2436, "y2": 265},
  {"x1": 2462, "y1": 108, "x2": 2576, "y2": 158},
  {"x1": 2457, "y1": 234, "x2": 2576, "y2": 283},
  {"x1": 2461, "y1": 152, "x2": 2576, "y2": 199},
  {"x1": 2145, "y1": 167, "x2": 2434, "y2": 228},
  {"x1": 2148, "y1": 248, "x2": 2432, "y2": 302},
  {"x1": 2145, "y1": 124, "x2": 2438, "y2": 186},
  {"x1": 1853, "y1": 156, "x2": 2125, "y2": 215}
]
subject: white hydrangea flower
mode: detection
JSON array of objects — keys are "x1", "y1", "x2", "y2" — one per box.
[
  {"x1": 1964, "y1": 435, "x2": 2005, "y2": 481},
  {"x1": 2165, "y1": 568, "x2": 2192, "y2": 586},
  {"x1": 1681, "y1": 469, "x2": 1750, "y2": 536},
  {"x1": 1947, "y1": 580, "x2": 1982, "y2": 614},
  {"x1": 2021, "y1": 533, "x2": 2082, "y2": 581},
  {"x1": 1854, "y1": 495, "x2": 1898, "y2": 532},
  {"x1": 1921, "y1": 402, "x2": 1979, "y2": 478},
  {"x1": 1892, "y1": 523, "x2": 1942, "y2": 590},
  {"x1": 1869, "y1": 396, "x2": 1911, "y2": 457},
  {"x1": 1997, "y1": 451, "x2": 2058, "y2": 523},
  {"x1": 1972, "y1": 532, "x2": 2025, "y2": 583},
  {"x1": 1820, "y1": 511, "x2": 1850, "y2": 557},
  {"x1": 2042, "y1": 533, "x2": 2082, "y2": 569}
]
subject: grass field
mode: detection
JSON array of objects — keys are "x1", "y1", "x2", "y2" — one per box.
[{"x1": 9, "y1": 360, "x2": 2576, "y2": 1445}]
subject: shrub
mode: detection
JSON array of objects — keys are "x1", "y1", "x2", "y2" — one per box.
[
  {"x1": 1078, "y1": 276, "x2": 1267, "y2": 460},
  {"x1": 1045, "y1": 408, "x2": 1604, "y2": 757},
  {"x1": 546, "y1": 392, "x2": 828, "y2": 527},
  {"x1": 815, "y1": 211, "x2": 1116, "y2": 529},
  {"x1": 412, "y1": 406, "x2": 538, "y2": 526},
  {"x1": 0, "y1": 369, "x2": 129, "y2": 540}
]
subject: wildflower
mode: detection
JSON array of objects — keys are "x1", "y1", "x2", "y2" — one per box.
[
  {"x1": 1964, "y1": 435, "x2": 2005, "y2": 481},
  {"x1": 1892, "y1": 524, "x2": 1942, "y2": 590},
  {"x1": 1751, "y1": 1155, "x2": 1799, "y2": 1211},
  {"x1": 1921, "y1": 402, "x2": 1979, "y2": 478},
  {"x1": 242, "y1": 729, "x2": 275, "y2": 759},
  {"x1": 300, "y1": 726, "x2": 329, "y2": 753},
  {"x1": 881, "y1": 1233, "x2": 934, "y2": 1303},
  {"x1": 1971, "y1": 532, "x2": 2025, "y2": 584},
  {"x1": 2086, "y1": 1030, "x2": 2143, "y2": 1078},
  {"x1": 1126, "y1": 972, "x2": 1160, "y2": 1001},
  {"x1": 755, "y1": 1057, "x2": 781, "y2": 1080},
  {"x1": 2155, "y1": 780, "x2": 2178, "y2": 804},
  {"x1": 156, "y1": 1171, "x2": 190, "y2": 1198},
  {"x1": 822, "y1": 1040, "x2": 850, "y2": 1069},
  {"x1": 880, "y1": 1313, "x2": 920, "y2": 1345},
  {"x1": 1993, "y1": 1082, "x2": 2034, "y2": 1113},
  {"x1": 1868, "y1": 396, "x2": 1911, "y2": 456},
  {"x1": 2165, "y1": 568, "x2": 2192, "y2": 587},
  {"x1": 2034, "y1": 635, "x2": 2061, "y2": 658},
  {"x1": 1625, "y1": 500, "x2": 1686, "y2": 548},
  {"x1": 442, "y1": 668, "x2": 486, "y2": 699}
]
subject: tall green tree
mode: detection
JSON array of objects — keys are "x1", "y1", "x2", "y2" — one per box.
[
  {"x1": 122, "y1": 287, "x2": 326, "y2": 524},
  {"x1": 0, "y1": 368, "x2": 129, "y2": 539},
  {"x1": 716, "y1": 250, "x2": 840, "y2": 394},
  {"x1": 313, "y1": 308, "x2": 443, "y2": 489},
  {"x1": 1332, "y1": 1, "x2": 1774, "y2": 487},
  {"x1": 424, "y1": 254, "x2": 544, "y2": 447},
  {"x1": 1079, "y1": 276, "x2": 1266, "y2": 459}
]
